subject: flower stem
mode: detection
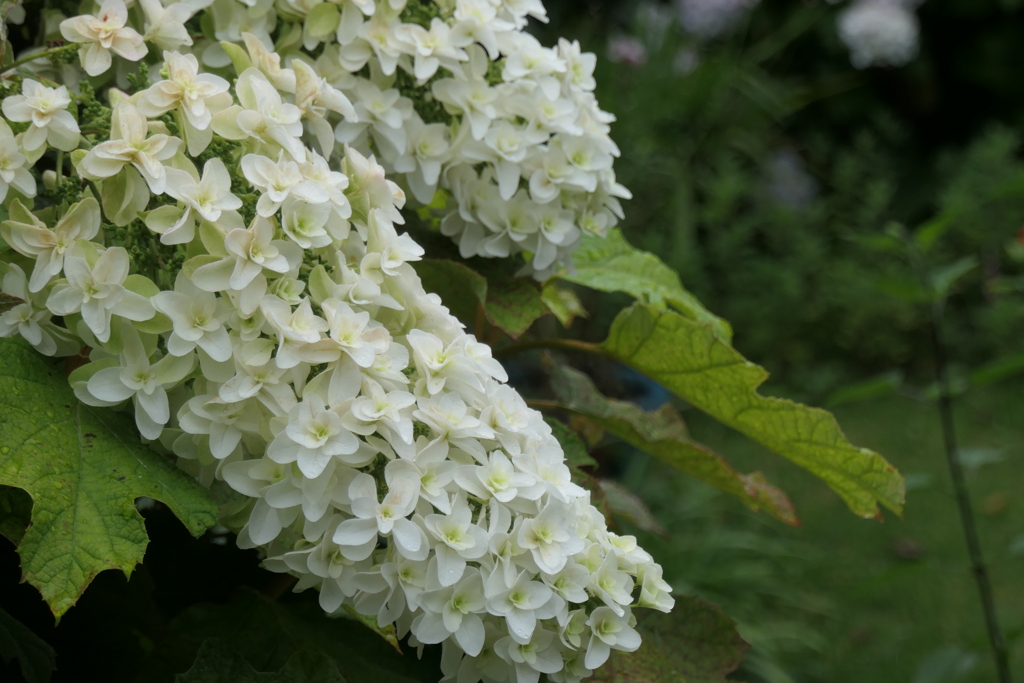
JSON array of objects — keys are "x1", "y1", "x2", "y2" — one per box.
[
  {"x1": 928, "y1": 301, "x2": 1012, "y2": 683},
  {"x1": 1, "y1": 43, "x2": 77, "y2": 75},
  {"x1": 492, "y1": 338, "x2": 605, "y2": 360}
]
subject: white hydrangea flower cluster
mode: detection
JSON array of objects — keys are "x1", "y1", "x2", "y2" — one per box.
[
  {"x1": 0, "y1": 21, "x2": 672, "y2": 683},
  {"x1": 195, "y1": 0, "x2": 630, "y2": 279},
  {"x1": 837, "y1": 0, "x2": 922, "y2": 69}
]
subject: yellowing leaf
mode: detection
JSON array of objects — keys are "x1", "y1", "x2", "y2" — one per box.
[
  {"x1": 556, "y1": 230, "x2": 732, "y2": 342},
  {"x1": 600, "y1": 305, "x2": 905, "y2": 519},
  {"x1": 0, "y1": 338, "x2": 218, "y2": 619},
  {"x1": 550, "y1": 364, "x2": 797, "y2": 525}
]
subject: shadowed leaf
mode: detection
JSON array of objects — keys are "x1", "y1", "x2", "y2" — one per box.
[
  {"x1": 141, "y1": 589, "x2": 437, "y2": 683},
  {"x1": 175, "y1": 639, "x2": 345, "y2": 683},
  {"x1": 0, "y1": 484, "x2": 32, "y2": 544},
  {"x1": 0, "y1": 606, "x2": 56, "y2": 683}
]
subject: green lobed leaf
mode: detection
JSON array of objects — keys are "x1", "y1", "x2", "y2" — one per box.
[
  {"x1": 140, "y1": 589, "x2": 438, "y2": 683},
  {"x1": 555, "y1": 230, "x2": 732, "y2": 342},
  {"x1": 549, "y1": 364, "x2": 798, "y2": 525},
  {"x1": 176, "y1": 640, "x2": 345, "y2": 683},
  {"x1": 0, "y1": 338, "x2": 219, "y2": 619},
  {"x1": 591, "y1": 596, "x2": 749, "y2": 683},
  {"x1": 599, "y1": 305, "x2": 905, "y2": 519},
  {"x1": 0, "y1": 606, "x2": 56, "y2": 683}
]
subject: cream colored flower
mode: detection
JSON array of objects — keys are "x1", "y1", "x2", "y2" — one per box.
[
  {"x1": 79, "y1": 102, "x2": 181, "y2": 194},
  {"x1": 1, "y1": 79, "x2": 80, "y2": 152},
  {"x1": 59, "y1": 0, "x2": 148, "y2": 76}
]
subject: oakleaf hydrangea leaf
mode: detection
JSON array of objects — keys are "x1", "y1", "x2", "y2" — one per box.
[
  {"x1": 549, "y1": 364, "x2": 797, "y2": 525},
  {"x1": 556, "y1": 230, "x2": 732, "y2": 342},
  {"x1": 0, "y1": 338, "x2": 218, "y2": 619},
  {"x1": 142, "y1": 590, "x2": 437, "y2": 683},
  {"x1": 176, "y1": 640, "x2": 345, "y2": 683},
  {"x1": 600, "y1": 305, "x2": 905, "y2": 519},
  {"x1": 591, "y1": 596, "x2": 749, "y2": 683}
]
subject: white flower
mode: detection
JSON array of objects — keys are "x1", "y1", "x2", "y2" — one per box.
[
  {"x1": 584, "y1": 607, "x2": 641, "y2": 670},
  {"x1": 137, "y1": 51, "x2": 233, "y2": 155},
  {"x1": 46, "y1": 245, "x2": 154, "y2": 343},
  {"x1": 59, "y1": 0, "x2": 148, "y2": 76},
  {"x1": 267, "y1": 393, "x2": 362, "y2": 477},
  {"x1": 414, "y1": 569, "x2": 488, "y2": 655},
  {"x1": 293, "y1": 58, "x2": 357, "y2": 156},
  {"x1": 0, "y1": 119, "x2": 35, "y2": 202},
  {"x1": 1, "y1": 197, "x2": 100, "y2": 293},
  {"x1": 332, "y1": 466, "x2": 424, "y2": 560},
  {"x1": 0, "y1": 264, "x2": 64, "y2": 356},
  {"x1": 80, "y1": 102, "x2": 181, "y2": 194},
  {"x1": 1, "y1": 79, "x2": 79, "y2": 152},
  {"x1": 149, "y1": 158, "x2": 242, "y2": 245},
  {"x1": 191, "y1": 215, "x2": 302, "y2": 315},
  {"x1": 153, "y1": 274, "x2": 232, "y2": 362},
  {"x1": 242, "y1": 153, "x2": 329, "y2": 217},
  {"x1": 140, "y1": 0, "x2": 196, "y2": 50},
  {"x1": 485, "y1": 569, "x2": 558, "y2": 644},
  {"x1": 424, "y1": 495, "x2": 490, "y2": 587},
  {"x1": 213, "y1": 68, "x2": 306, "y2": 161},
  {"x1": 82, "y1": 322, "x2": 195, "y2": 439},
  {"x1": 838, "y1": 0, "x2": 920, "y2": 69}
]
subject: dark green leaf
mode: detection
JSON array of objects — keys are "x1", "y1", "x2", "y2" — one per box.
[
  {"x1": 141, "y1": 589, "x2": 437, "y2": 683},
  {"x1": 591, "y1": 596, "x2": 749, "y2": 683},
  {"x1": 0, "y1": 338, "x2": 218, "y2": 618},
  {"x1": 555, "y1": 230, "x2": 732, "y2": 342},
  {"x1": 0, "y1": 606, "x2": 56, "y2": 683},
  {"x1": 484, "y1": 277, "x2": 549, "y2": 339},
  {"x1": 413, "y1": 259, "x2": 486, "y2": 329},
  {"x1": 0, "y1": 292, "x2": 23, "y2": 314},
  {"x1": 0, "y1": 484, "x2": 32, "y2": 544},
  {"x1": 176, "y1": 640, "x2": 345, "y2": 683},
  {"x1": 550, "y1": 365, "x2": 797, "y2": 525},
  {"x1": 545, "y1": 417, "x2": 597, "y2": 471},
  {"x1": 413, "y1": 259, "x2": 550, "y2": 338},
  {"x1": 599, "y1": 305, "x2": 905, "y2": 519}
]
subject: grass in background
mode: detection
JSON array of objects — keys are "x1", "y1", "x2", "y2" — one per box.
[{"x1": 614, "y1": 383, "x2": 1024, "y2": 683}]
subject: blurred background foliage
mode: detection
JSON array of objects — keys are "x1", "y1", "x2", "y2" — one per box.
[{"x1": 530, "y1": 1, "x2": 1024, "y2": 681}]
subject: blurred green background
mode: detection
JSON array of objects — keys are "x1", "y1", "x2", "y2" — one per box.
[{"x1": 537, "y1": 0, "x2": 1024, "y2": 681}]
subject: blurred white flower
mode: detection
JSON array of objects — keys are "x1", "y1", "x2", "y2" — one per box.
[{"x1": 838, "y1": 0, "x2": 921, "y2": 69}]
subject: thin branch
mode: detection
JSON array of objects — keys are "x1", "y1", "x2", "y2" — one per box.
[
  {"x1": 929, "y1": 301, "x2": 1012, "y2": 683},
  {"x1": 493, "y1": 338, "x2": 606, "y2": 360},
  {"x1": 525, "y1": 399, "x2": 564, "y2": 412},
  {"x1": 1, "y1": 44, "x2": 77, "y2": 75}
]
